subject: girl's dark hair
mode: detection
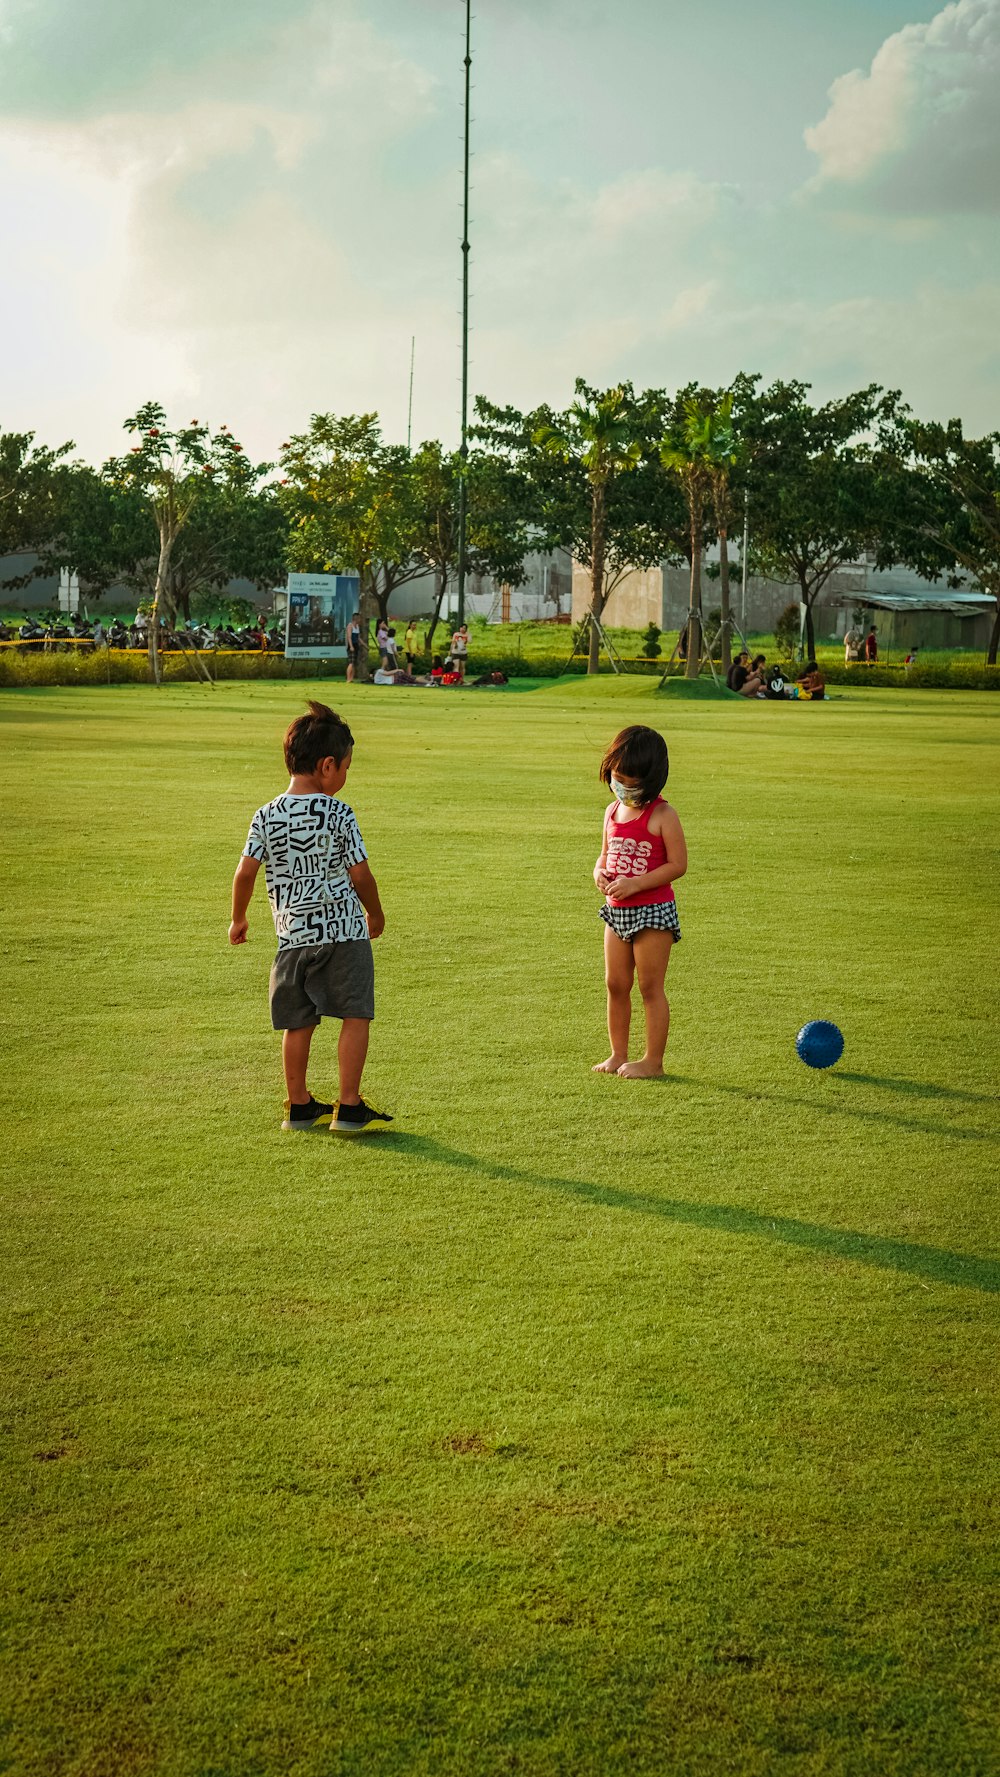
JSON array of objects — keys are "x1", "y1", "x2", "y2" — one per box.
[
  {"x1": 284, "y1": 701, "x2": 354, "y2": 774},
  {"x1": 599, "y1": 725, "x2": 669, "y2": 803}
]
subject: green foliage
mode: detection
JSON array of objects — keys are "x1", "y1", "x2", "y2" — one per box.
[
  {"x1": 0, "y1": 427, "x2": 76, "y2": 582},
  {"x1": 641, "y1": 622, "x2": 662, "y2": 658},
  {"x1": 774, "y1": 601, "x2": 801, "y2": 660}
]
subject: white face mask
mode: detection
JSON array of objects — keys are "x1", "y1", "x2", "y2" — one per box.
[{"x1": 610, "y1": 775, "x2": 643, "y2": 807}]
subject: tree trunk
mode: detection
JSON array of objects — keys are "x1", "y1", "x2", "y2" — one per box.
[
  {"x1": 426, "y1": 566, "x2": 448, "y2": 654},
  {"x1": 718, "y1": 522, "x2": 732, "y2": 673},
  {"x1": 684, "y1": 488, "x2": 702, "y2": 679},
  {"x1": 149, "y1": 525, "x2": 175, "y2": 686},
  {"x1": 588, "y1": 480, "x2": 607, "y2": 675},
  {"x1": 356, "y1": 570, "x2": 376, "y2": 682},
  {"x1": 987, "y1": 598, "x2": 1000, "y2": 666},
  {"x1": 800, "y1": 577, "x2": 816, "y2": 661}
]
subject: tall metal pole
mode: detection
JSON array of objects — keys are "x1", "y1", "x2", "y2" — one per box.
[
  {"x1": 456, "y1": 0, "x2": 471, "y2": 626},
  {"x1": 740, "y1": 488, "x2": 749, "y2": 633},
  {"x1": 407, "y1": 334, "x2": 415, "y2": 452}
]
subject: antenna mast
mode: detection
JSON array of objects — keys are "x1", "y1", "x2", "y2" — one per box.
[{"x1": 456, "y1": 0, "x2": 471, "y2": 625}]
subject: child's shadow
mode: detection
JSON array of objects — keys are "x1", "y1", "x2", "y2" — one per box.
[{"x1": 380, "y1": 1133, "x2": 1000, "y2": 1297}]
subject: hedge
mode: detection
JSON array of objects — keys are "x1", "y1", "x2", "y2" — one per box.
[{"x1": 1, "y1": 647, "x2": 997, "y2": 691}]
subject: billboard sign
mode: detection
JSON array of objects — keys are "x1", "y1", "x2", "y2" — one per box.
[{"x1": 284, "y1": 572, "x2": 359, "y2": 659}]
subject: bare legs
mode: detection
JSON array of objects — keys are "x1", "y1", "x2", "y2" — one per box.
[
  {"x1": 592, "y1": 926, "x2": 634, "y2": 1071},
  {"x1": 283, "y1": 1024, "x2": 318, "y2": 1102},
  {"x1": 337, "y1": 1018, "x2": 370, "y2": 1105},
  {"x1": 594, "y1": 927, "x2": 674, "y2": 1078},
  {"x1": 282, "y1": 1017, "x2": 371, "y2": 1105}
]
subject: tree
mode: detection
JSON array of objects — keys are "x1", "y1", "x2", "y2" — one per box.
[
  {"x1": 474, "y1": 384, "x2": 672, "y2": 674},
  {"x1": 406, "y1": 441, "x2": 537, "y2": 652},
  {"x1": 0, "y1": 428, "x2": 76, "y2": 587},
  {"x1": 899, "y1": 419, "x2": 1000, "y2": 664},
  {"x1": 104, "y1": 403, "x2": 257, "y2": 682},
  {"x1": 661, "y1": 390, "x2": 739, "y2": 678},
  {"x1": 740, "y1": 381, "x2": 904, "y2": 660},
  {"x1": 278, "y1": 415, "x2": 425, "y2": 677},
  {"x1": 534, "y1": 383, "x2": 652, "y2": 674}
]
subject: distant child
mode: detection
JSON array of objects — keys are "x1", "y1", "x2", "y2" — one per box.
[
  {"x1": 593, "y1": 726, "x2": 687, "y2": 1079},
  {"x1": 229, "y1": 701, "x2": 393, "y2": 1135},
  {"x1": 385, "y1": 627, "x2": 399, "y2": 669},
  {"x1": 404, "y1": 620, "x2": 419, "y2": 670}
]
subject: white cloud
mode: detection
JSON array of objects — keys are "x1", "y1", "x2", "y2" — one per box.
[{"x1": 805, "y1": 0, "x2": 1000, "y2": 212}]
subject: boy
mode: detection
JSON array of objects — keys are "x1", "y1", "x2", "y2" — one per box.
[{"x1": 229, "y1": 701, "x2": 392, "y2": 1135}]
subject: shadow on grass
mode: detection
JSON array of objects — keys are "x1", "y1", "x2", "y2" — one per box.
[
  {"x1": 699, "y1": 1078, "x2": 998, "y2": 1144},
  {"x1": 834, "y1": 1072, "x2": 998, "y2": 1106},
  {"x1": 382, "y1": 1136, "x2": 1000, "y2": 1296}
]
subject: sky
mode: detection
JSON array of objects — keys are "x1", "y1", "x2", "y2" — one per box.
[{"x1": 1, "y1": 0, "x2": 998, "y2": 463}]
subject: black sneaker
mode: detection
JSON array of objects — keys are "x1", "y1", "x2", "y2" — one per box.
[
  {"x1": 281, "y1": 1095, "x2": 334, "y2": 1131},
  {"x1": 331, "y1": 1098, "x2": 394, "y2": 1135}
]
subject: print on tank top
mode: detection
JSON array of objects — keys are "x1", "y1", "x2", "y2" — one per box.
[{"x1": 605, "y1": 796, "x2": 676, "y2": 908}]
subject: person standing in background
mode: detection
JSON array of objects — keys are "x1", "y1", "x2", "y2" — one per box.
[
  {"x1": 844, "y1": 623, "x2": 861, "y2": 664},
  {"x1": 451, "y1": 622, "x2": 469, "y2": 682},
  {"x1": 404, "y1": 620, "x2": 419, "y2": 672},
  {"x1": 865, "y1": 625, "x2": 878, "y2": 664},
  {"x1": 346, "y1": 612, "x2": 362, "y2": 683}
]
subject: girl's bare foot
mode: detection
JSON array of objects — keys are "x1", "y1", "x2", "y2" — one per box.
[
  {"x1": 593, "y1": 1054, "x2": 628, "y2": 1073},
  {"x1": 617, "y1": 1059, "x2": 665, "y2": 1078}
]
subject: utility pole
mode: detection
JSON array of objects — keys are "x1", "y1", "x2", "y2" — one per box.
[
  {"x1": 740, "y1": 487, "x2": 749, "y2": 632},
  {"x1": 456, "y1": 0, "x2": 471, "y2": 626},
  {"x1": 407, "y1": 335, "x2": 415, "y2": 452}
]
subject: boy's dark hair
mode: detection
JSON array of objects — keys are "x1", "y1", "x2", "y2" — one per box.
[
  {"x1": 599, "y1": 725, "x2": 669, "y2": 803},
  {"x1": 284, "y1": 701, "x2": 354, "y2": 774}
]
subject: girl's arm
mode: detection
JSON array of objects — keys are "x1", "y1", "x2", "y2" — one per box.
[
  {"x1": 594, "y1": 807, "x2": 613, "y2": 891},
  {"x1": 604, "y1": 806, "x2": 687, "y2": 900}
]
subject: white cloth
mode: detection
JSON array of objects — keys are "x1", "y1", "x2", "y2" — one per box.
[{"x1": 243, "y1": 793, "x2": 368, "y2": 949}]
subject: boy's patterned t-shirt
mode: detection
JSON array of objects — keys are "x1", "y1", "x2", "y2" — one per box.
[{"x1": 243, "y1": 794, "x2": 368, "y2": 949}]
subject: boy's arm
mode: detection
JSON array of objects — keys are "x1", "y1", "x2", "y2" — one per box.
[
  {"x1": 348, "y1": 859, "x2": 385, "y2": 939},
  {"x1": 604, "y1": 807, "x2": 688, "y2": 900},
  {"x1": 229, "y1": 855, "x2": 261, "y2": 944}
]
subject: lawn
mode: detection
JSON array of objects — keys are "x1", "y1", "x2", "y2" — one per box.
[{"x1": 2, "y1": 677, "x2": 998, "y2": 1777}]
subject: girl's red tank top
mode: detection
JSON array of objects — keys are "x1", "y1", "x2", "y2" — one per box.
[{"x1": 604, "y1": 795, "x2": 675, "y2": 907}]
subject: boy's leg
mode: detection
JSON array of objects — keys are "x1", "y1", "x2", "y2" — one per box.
[
  {"x1": 618, "y1": 930, "x2": 673, "y2": 1078},
  {"x1": 593, "y1": 926, "x2": 634, "y2": 1072},
  {"x1": 338, "y1": 1018, "x2": 371, "y2": 1105},
  {"x1": 283, "y1": 1023, "x2": 319, "y2": 1102}
]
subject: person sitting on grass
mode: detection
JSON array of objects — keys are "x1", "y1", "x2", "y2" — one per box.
[
  {"x1": 797, "y1": 660, "x2": 826, "y2": 699},
  {"x1": 729, "y1": 651, "x2": 766, "y2": 697},
  {"x1": 229, "y1": 700, "x2": 393, "y2": 1137},
  {"x1": 429, "y1": 655, "x2": 445, "y2": 682}
]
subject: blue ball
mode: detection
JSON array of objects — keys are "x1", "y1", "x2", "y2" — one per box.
[{"x1": 795, "y1": 1020, "x2": 844, "y2": 1070}]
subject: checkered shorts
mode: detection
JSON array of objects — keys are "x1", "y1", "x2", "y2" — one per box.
[{"x1": 599, "y1": 900, "x2": 681, "y2": 943}]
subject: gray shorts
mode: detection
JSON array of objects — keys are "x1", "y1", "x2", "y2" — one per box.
[{"x1": 269, "y1": 940, "x2": 375, "y2": 1030}]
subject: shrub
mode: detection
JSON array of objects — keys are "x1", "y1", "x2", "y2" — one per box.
[
  {"x1": 774, "y1": 603, "x2": 800, "y2": 661},
  {"x1": 641, "y1": 623, "x2": 662, "y2": 659}
]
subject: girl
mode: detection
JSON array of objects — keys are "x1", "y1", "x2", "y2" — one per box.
[{"x1": 593, "y1": 725, "x2": 687, "y2": 1078}]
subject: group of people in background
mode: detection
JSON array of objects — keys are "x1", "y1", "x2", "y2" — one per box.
[
  {"x1": 844, "y1": 623, "x2": 879, "y2": 665},
  {"x1": 346, "y1": 615, "x2": 472, "y2": 687},
  {"x1": 725, "y1": 651, "x2": 826, "y2": 701}
]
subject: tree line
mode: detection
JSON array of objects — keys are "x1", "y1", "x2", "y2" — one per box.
[{"x1": 2, "y1": 379, "x2": 998, "y2": 681}]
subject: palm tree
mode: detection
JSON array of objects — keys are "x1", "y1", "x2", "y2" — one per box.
[
  {"x1": 703, "y1": 394, "x2": 739, "y2": 672},
  {"x1": 661, "y1": 392, "x2": 738, "y2": 679},
  {"x1": 535, "y1": 384, "x2": 643, "y2": 674}
]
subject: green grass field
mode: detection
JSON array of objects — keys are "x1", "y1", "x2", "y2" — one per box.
[{"x1": 3, "y1": 678, "x2": 998, "y2": 1777}]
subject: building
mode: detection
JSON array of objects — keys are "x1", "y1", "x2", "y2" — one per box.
[{"x1": 571, "y1": 552, "x2": 995, "y2": 650}]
